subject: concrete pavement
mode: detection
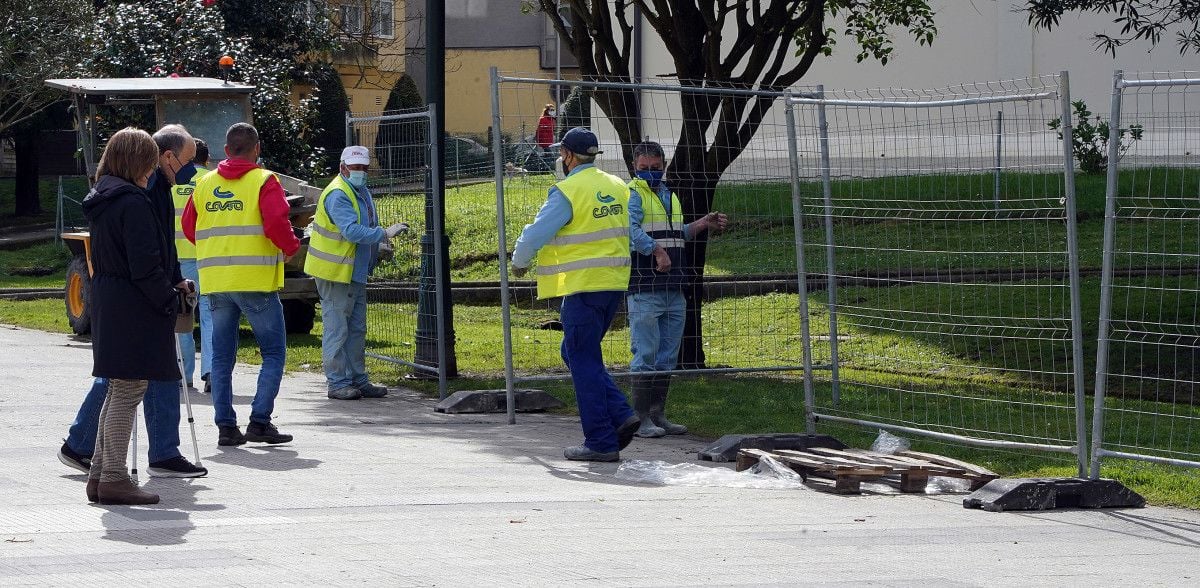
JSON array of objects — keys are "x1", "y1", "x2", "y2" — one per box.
[{"x1": 1, "y1": 324, "x2": 1198, "y2": 586}]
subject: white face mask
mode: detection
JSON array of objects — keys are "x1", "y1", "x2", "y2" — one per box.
[
  {"x1": 548, "y1": 109, "x2": 556, "y2": 117},
  {"x1": 554, "y1": 156, "x2": 567, "y2": 180}
]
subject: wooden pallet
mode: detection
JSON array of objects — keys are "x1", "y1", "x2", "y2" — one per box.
[{"x1": 736, "y1": 446, "x2": 998, "y2": 494}]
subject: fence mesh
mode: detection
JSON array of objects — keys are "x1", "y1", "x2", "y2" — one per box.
[
  {"x1": 346, "y1": 108, "x2": 441, "y2": 377},
  {"x1": 787, "y1": 76, "x2": 1087, "y2": 462},
  {"x1": 1092, "y1": 71, "x2": 1200, "y2": 472},
  {"x1": 493, "y1": 75, "x2": 809, "y2": 382}
]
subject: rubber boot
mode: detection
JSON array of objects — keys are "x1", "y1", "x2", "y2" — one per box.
[
  {"x1": 631, "y1": 375, "x2": 666, "y2": 438},
  {"x1": 649, "y1": 374, "x2": 688, "y2": 435}
]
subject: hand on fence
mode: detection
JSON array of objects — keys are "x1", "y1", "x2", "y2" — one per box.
[
  {"x1": 653, "y1": 246, "x2": 672, "y2": 272},
  {"x1": 705, "y1": 212, "x2": 728, "y2": 234},
  {"x1": 385, "y1": 222, "x2": 410, "y2": 239}
]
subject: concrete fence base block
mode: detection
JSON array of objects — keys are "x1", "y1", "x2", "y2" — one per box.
[
  {"x1": 697, "y1": 433, "x2": 847, "y2": 462},
  {"x1": 434, "y1": 389, "x2": 564, "y2": 414},
  {"x1": 963, "y1": 478, "x2": 1145, "y2": 512}
]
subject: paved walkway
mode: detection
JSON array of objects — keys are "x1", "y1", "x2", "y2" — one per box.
[{"x1": 1, "y1": 324, "x2": 1198, "y2": 586}]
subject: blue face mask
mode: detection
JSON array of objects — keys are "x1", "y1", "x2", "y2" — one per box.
[
  {"x1": 347, "y1": 170, "x2": 368, "y2": 188},
  {"x1": 176, "y1": 162, "x2": 197, "y2": 185},
  {"x1": 635, "y1": 169, "x2": 665, "y2": 189}
]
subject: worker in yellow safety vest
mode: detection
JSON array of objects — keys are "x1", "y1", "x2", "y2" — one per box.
[
  {"x1": 623, "y1": 140, "x2": 727, "y2": 439},
  {"x1": 182, "y1": 123, "x2": 300, "y2": 448},
  {"x1": 173, "y1": 139, "x2": 211, "y2": 392},
  {"x1": 304, "y1": 145, "x2": 408, "y2": 400},
  {"x1": 510, "y1": 127, "x2": 640, "y2": 462}
]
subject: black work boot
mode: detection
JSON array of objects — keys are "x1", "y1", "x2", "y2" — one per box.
[
  {"x1": 631, "y1": 375, "x2": 665, "y2": 438},
  {"x1": 245, "y1": 421, "x2": 293, "y2": 444},
  {"x1": 649, "y1": 374, "x2": 687, "y2": 435},
  {"x1": 218, "y1": 425, "x2": 246, "y2": 447}
]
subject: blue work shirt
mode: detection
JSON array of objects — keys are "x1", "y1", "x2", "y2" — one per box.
[
  {"x1": 628, "y1": 181, "x2": 693, "y2": 256},
  {"x1": 323, "y1": 178, "x2": 385, "y2": 283}
]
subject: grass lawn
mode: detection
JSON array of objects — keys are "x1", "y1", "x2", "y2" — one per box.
[
  {"x1": 0, "y1": 242, "x2": 72, "y2": 288},
  {"x1": 0, "y1": 177, "x2": 89, "y2": 230}
]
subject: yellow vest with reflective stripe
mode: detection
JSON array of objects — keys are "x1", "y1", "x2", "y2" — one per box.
[
  {"x1": 628, "y1": 179, "x2": 684, "y2": 248},
  {"x1": 172, "y1": 165, "x2": 207, "y2": 260},
  {"x1": 193, "y1": 167, "x2": 285, "y2": 293},
  {"x1": 304, "y1": 175, "x2": 360, "y2": 283},
  {"x1": 535, "y1": 166, "x2": 631, "y2": 299}
]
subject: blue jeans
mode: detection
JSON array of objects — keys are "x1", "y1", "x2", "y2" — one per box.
[
  {"x1": 560, "y1": 291, "x2": 635, "y2": 453},
  {"x1": 66, "y1": 378, "x2": 181, "y2": 463},
  {"x1": 208, "y1": 291, "x2": 286, "y2": 427},
  {"x1": 178, "y1": 258, "x2": 213, "y2": 384},
  {"x1": 315, "y1": 278, "x2": 369, "y2": 391},
  {"x1": 627, "y1": 290, "x2": 686, "y2": 373}
]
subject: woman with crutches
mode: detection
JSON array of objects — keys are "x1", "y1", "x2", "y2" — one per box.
[{"x1": 82, "y1": 128, "x2": 191, "y2": 505}]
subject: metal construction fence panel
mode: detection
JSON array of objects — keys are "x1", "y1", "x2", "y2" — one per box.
[
  {"x1": 490, "y1": 71, "x2": 814, "y2": 423},
  {"x1": 346, "y1": 107, "x2": 448, "y2": 394},
  {"x1": 1091, "y1": 71, "x2": 1200, "y2": 475},
  {"x1": 785, "y1": 74, "x2": 1090, "y2": 474}
]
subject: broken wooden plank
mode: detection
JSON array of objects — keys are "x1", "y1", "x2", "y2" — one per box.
[{"x1": 897, "y1": 450, "x2": 999, "y2": 479}]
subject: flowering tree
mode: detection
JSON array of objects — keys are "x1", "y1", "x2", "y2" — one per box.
[{"x1": 86, "y1": 0, "x2": 333, "y2": 177}]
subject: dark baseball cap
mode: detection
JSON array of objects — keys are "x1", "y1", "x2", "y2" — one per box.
[{"x1": 550, "y1": 127, "x2": 604, "y2": 156}]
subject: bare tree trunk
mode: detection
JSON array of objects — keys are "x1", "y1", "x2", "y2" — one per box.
[{"x1": 13, "y1": 128, "x2": 41, "y2": 217}]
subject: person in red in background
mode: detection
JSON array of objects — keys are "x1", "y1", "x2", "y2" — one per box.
[
  {"x1": 181, "y1": 123, "x2": 300, "y2": 447},
  {"x1": 535, "y1": 103, "x2": 556, "y2": 149}
]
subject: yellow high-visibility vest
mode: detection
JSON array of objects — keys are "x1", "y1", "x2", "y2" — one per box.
[
  {"x1": 535, "y1": 166, "x2": 631, "y2": 299},
  {"x1": 172, "y1": 165, "x2": 207, "y2": 260},
  {"x1": 628, "y1": 179, "x2": 685, "y2": 249},
  {"x1": 193, "y1": 167, "x2": 284, "y2": 293},
  {"x1": 304, "y1": 175, "x2": 361, "y2": 284}
]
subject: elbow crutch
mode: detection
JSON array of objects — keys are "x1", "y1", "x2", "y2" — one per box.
[{"x1": 175, "y1": 336, "x2": 203, "y2": 467}]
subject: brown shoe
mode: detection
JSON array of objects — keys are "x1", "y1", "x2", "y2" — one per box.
[
  {"x1": 86, "y1": 478, "x2": 99, "y2": 503},
  {"x1": 96, "y1": 478, "x2": 159, "y2": 505}
]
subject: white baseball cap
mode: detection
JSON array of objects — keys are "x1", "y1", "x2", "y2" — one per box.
[{"x1": 341, "y1": 145, "x2": 370, "y2": 166}]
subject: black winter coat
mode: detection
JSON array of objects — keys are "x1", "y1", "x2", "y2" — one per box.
[{"x1": 83, "y1": 175, "x2": 181, "y2": 381}]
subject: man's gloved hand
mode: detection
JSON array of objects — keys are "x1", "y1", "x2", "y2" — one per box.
[
  {"x1": 377, "y1": 239, "x2": 395, "y2": 262},
  {"x1": 385, "y1": 222, "x2": 409, "y2": 239},
  {"x1": 512, "y1": 264, "x2": 529, "y2": 278},
  {"x1": 175, "y1": 279, "x2": 195, "y2": 293}
]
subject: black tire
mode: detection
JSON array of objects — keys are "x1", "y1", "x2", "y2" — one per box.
[
  {"x1": 64, "y1": 256, "x2": 91, "y2": 335},
  {"x1": 281, "y1": 299, "x2": 316, "y2": 334}
]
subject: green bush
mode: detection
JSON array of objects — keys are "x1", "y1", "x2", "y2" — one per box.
[{"x1": 1049, "y1": 100, "x2": 1144, "y2": 174}]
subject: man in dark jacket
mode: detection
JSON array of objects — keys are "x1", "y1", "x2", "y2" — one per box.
[{"x1": 58, "y1": 125, "x2": 208, "y2": 479}]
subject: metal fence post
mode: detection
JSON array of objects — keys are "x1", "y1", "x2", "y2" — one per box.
[
  {"x1": 491, "y1": 68, "x2": 518, "y2": 425},
  {"x1": 345, "y1": 111, "x2": 353, "y2": 147},
  {"x1": 785, "y1": 96, "x2": 817, "y2": 435},
  {"x1": 427, "y1": 104, "x2": 449, "y2": 400},
  {"x1": 55, "y1": 177, "x2": 64, "y2": 245},
  {"x1": 816, "y1": 85, "x2": 841, "y2": 404},
  {"x1": 1089, "y1": 70, "x2": 1125, "y2": 479},
  {"x1": 1058, "y1": 71, "x2": 1090, "y2": 478},
  {"x1": 993, "y1": 110, "x2": 1003, "y2": 210}
]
